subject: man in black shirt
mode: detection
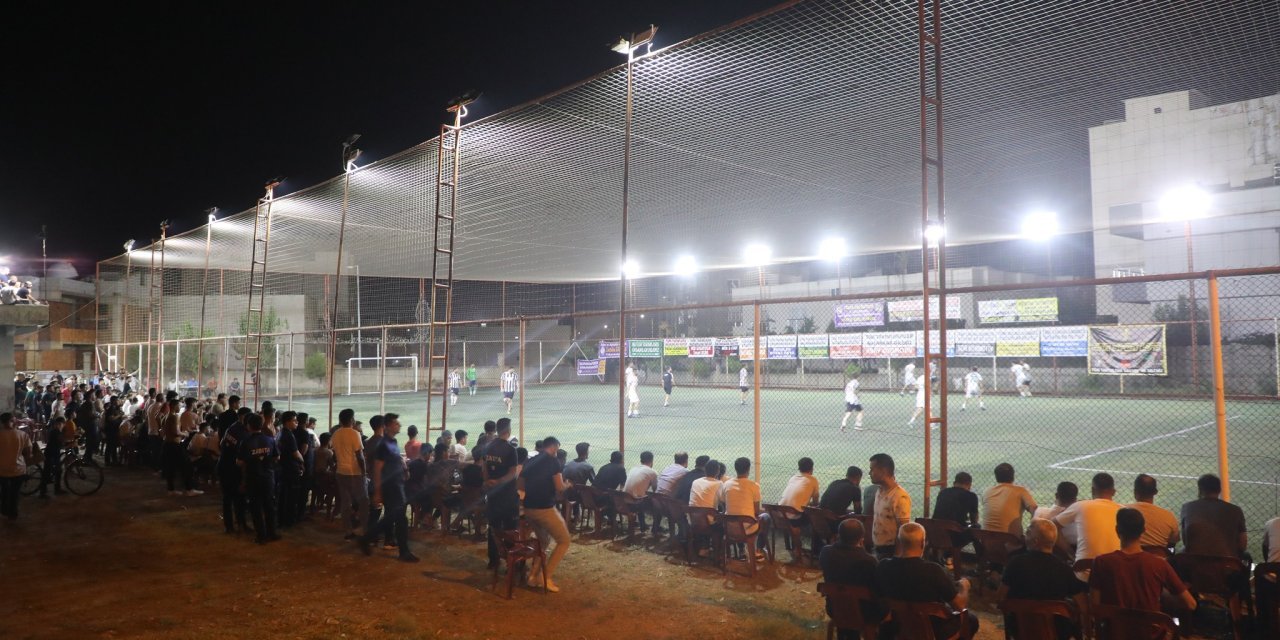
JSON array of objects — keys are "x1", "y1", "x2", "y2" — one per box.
[
  {"x1": 562, "y1": 442, "x2": 596, "y2": 486},
  {"x1": 933, "y1": 471, "x2": 979, "y2": 527},
  {"x1": 237, "y1": 414, "x2": 280, "y2": 544},
  {"x1": 819, "y1": 518, "x2": 884, "y2": 636},
  {"x1": 594, "y1": 451, "x2": 627, "y2": 490},
  {"x1": 482, "y1": 418, "x2": 519, "y2": 570},
  {"x1": 276, "y1": 411, "x2": 304, "y2": 528},
  {"x1": 520, "y1": 435, "x2": 570, "y2": 592},
  {"x1": 877, "y1": 522, "x2": 978, "y2": 639},
  {"x1": 216, "y1": 395, "x2": 241, "y2": 439},
  {"x1": 361, "y1": 413, "x2": 416, "y2": 562},
  {"x1": 999, "y1": 518, "x2": 1085, "y2": 639},
  {"x1": 673, "y1": 455, "x2": 709, "y2": 505},
  {"x1": 819, "y1": 465, "x2": 864, "y2": 515},
  {"x1": 218, "y1": 407, "x2": 251, "y2": 534}
]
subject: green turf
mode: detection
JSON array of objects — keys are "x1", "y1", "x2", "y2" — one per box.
[{"x1": 272, "y1": 382, "x2": 1280, "y2": 557}]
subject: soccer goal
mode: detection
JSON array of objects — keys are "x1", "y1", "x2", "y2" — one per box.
[{"x1": 345, "y1": 356, "x2": 419, "y2": 395}]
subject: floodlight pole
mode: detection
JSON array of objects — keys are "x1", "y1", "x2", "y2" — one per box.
[
  {"x1": 918, "y1": 0, "x2": 946, "y2": 517},
  {"x1": 1185, "y1": 220, "x2": 1199, "y2": 389},
  {"x1": 197, "y1": 212, "x2": 214, "y2": 389},
  {"x1": 617, "y1": 38, "x2": 637, "y2": 454}
]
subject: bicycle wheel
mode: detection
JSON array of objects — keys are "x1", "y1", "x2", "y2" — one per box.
[
  {"x1": 63, "y1": 460, "x2": 104, "y2": 496},
  {"x1": 20, "y1": 467, "x2": 44, "y2": 497}
]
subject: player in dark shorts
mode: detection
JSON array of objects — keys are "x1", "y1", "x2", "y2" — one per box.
[{"x1": 662, "y1": 367, "x2": 674, "y2": 407}]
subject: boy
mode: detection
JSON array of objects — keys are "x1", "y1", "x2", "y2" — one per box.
[
  {"x1": 841, "y1": 374, "x2": 864, "y2": 431},
  {"x1": 962, "y1": 366, "x2": 985, "y2": 411},
  {"x1": 499, "y1": 367, "x2": 518, "y2": 415}
]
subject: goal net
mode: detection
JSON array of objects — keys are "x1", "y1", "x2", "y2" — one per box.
[{"x1": 345, "y1": 356, "x2": 419, "y2": 395}]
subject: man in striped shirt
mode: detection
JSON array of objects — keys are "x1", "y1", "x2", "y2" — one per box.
[{"x1": 500, "y1": 367, "x2": 518, "y2": 415}]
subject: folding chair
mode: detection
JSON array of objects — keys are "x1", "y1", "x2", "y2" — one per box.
[
  {"x1": 968, "y1": 529, "x2": 1024, "y2": 592},
  {"x1": 685, "y1": 506, "x2": 721, "y2": 565},
  {"x1": 722, "y1": 514, "x2": 770, "y2": 577},
  {"x1": 491, "y1": 527, "x2": 547, "y2": 599},
  {"x1": 1169, "y1": 553, "x2": 1248, "y2": 640},
  {"x1": 1091, "y1": 604, "x2": 1177, "y2": 640},
  {"x1": 1254, "y1": 563, "x2": 1280, "y2": 639},
  {"x1": 818, "y1": 582, "x2": 881, "y2": 640},
  {"x1": 885, "y1": 599, "x2": 972, "y2": 640},
  {"x1": 763, "y1": 503, "x2": 806, "y2": 563},
  {"x1": 915, "y1": 517, "x2": 966, "y2": 578},
  {"x1": 998, "y1": 598, "x2": 1077, "y2": 640}
]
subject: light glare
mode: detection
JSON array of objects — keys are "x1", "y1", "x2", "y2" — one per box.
[
  {"x1": 743, "y1": 243, "x2": 772, "y2": 267},
  {"x1": 1158, "y1": 185, "x2": 1211, "y2": 221},
  {"x1": 818, "y1": 237, "x2": 847, "y2": 262},
  {"x1": 621, "y1": 259, "x2": 640, "y2": 279},
  {"x1": 1021, "y1": 211, "x2": 1059, "y2": 242},
  {"x1": 923, "y1": 222, "x2": 945, "y2": 245},
  {"x1": 673, "y1": 255, "x2": 698, "y2": 276}
]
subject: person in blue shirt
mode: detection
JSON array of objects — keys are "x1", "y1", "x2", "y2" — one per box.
[
  {"x1": 276, "y1": 411, "x2": 304, "y2": 528},
  {"x1": 360, "y1": 413, "x2": 416, "y2": 562},
  {"x1": 218, "y1": 407, "x2": 251, "y2": 534},
  {"x1": 237, "y1": 413, "x2": 279, "y2": 544}
]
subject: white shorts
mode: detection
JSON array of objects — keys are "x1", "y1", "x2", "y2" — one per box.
[
  {"x1": 965, "y1": 388, "x2": 980, "y2": 398},
  {"x1": 627, "y1": 390, "x2": 640, "y2": 403},
  {"x1": 904, "y1": 375, "x2": 915, "y2": 385},
  {"x1": 916, "y1": 399, "x2": 926, "y2": 409}
]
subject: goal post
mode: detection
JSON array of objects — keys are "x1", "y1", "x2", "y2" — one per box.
[{"x1": 345, "y1": 355, "x2": 419, "y2": 395}]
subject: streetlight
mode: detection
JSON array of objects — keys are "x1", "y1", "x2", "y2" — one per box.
[
  {"x1": 673, "y1": 255, "x2": 698, "y2": 277},
  {"x1": 197, "y1": 208, "x2": 217, "y2": 386},
  {"x1": 818, "y1": 236, "x2": 847, "y2": 293},
  {"x1": 744, "y1": 243, "x2": 772, "y2": 298},
  {"x1": 923, "y1": 221, "x2": 945, "y2": 246},
  {"x1": 1021, "y1": 210, "x2": 1059, "y2": 277},
  {"x1": 347, "y1": 264, "x2": 363, "y2": 365},
  {"x1": 1159, "y1": 185, "x2": 1211, "y2": 389},
  {"x1": 342, "y1": 134, "x2": 362, "y2": 172}
]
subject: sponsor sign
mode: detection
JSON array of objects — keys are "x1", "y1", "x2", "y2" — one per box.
[
  {"x1": 1088, "y1": 324, "x2": 1167, "y2": 375},
  {"x1": 598, "y1": 340, "x2": 620, "y2": 360},
  {"x1": 575, "y1": 359, "x2": 602, "y2": 376},
  {"x1": 737, "y1": 336, "x2": 762, "y2": 361},
  {"x1": 862, "y1": 331, "x2": 916, "y2": 357},
  {"x1": 1040, "y1": 326, "x2": 1088, "y2": 357},
  {"x1": 828, "y1": 333, "x2": 864, "y2": 358},
  {"x1": 797, "y1": 334, "x2": 830, "y2": 359},
  {"x1": 996, "y1": 327, "x2": 1041, "y2": 357},
  {"x1": 687, "y1": 337, "x2": 715, "y2": 358},
  {"x1": 715, "y1": 338, "x2": 739, "y2": 358},
  {"x1": 979, "y1": 297, "x2": 1059, "y2": 323},
  {"x1": 766, "y1": 334, "x2": 798, "y2": 360},
  {"x1": 626, "y1": 339, "x2": 662, "y2": 358},
  {"x1": 887, "y1": 296, "x2": 963, "y2": 322},
  {"x1": 663, "y1": 338, "x2": 689, "y2": 357},
  {"x1": 834, "y1": 301, "x2": 885, "y2": 328}
]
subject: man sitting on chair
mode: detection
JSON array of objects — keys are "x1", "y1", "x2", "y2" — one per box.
[
  {"x1": 819, "y1": 518, "x2": 884, "y2": 638},
  {"x1": 1090, "y1": 508, "x2": 1196, "y2": 615},
  {"x1": 999, "y1": 518, "x2": 1086, "y2": 640},
  {"x1": 876, "y1": 522, "x2": 979, "y2": 640}
]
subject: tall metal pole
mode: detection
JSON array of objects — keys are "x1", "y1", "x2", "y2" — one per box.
[
  {"x1": 617, "y1": 42, "x2": 636, "y2": 455},
  {"x1": 197, "y1": 215, "x2": 214, "y2": 390},
  {"x1": 1186, "y1": 221, "x2": 1199, "y2": 389},
  {"x1": 918, "y1": 0, "x2": 946, "y2": 516},
  {"x1": 353, "y1": 265, "x2": 363, "y2": 365},
  {"x1": 1207, "y1": 274, "x2": 1229, "y2": 501},
  {"x1": 157, "y1": 223, "x2": 168, "y2": 391},
  {"x1": 752, "y1": 302, "x2": 762, "y2": 484},
  {"x1": 519, "y1": 318, "x2": 527, "y2": 447},
  {"x1": 327, "y1": 169, "x2": 352, "y2": 431}
]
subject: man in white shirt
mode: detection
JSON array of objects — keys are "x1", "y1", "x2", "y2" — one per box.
[
  {"x1": 1264, "y1": 516, "x2": 1280, "y2": 563},
  {"x1": 981, "y1": 463, "x2": 1037, "y2": 536},
  {"x1": 451, "y1": 429, "x2": 472, "y2": 464},
  {"x1": 907, "y1": 375, "x2": 929, "y2": 427},
  {"x1": 625, "y1": 363, "x2": 640, "y2": 418},
  {"x1": 655, "y1": 452, "x2": 689, "y2": 496},
  {"x1": 1033, "y1": 481, "x2": 1080, "y2": 550},
  {"x1": 623, "y1": 450, "x2": 659, "y2": 532},
  {"x1": 738, "y1": 366, "x2": 749, "y2": 405},
  {"x1": 688, "y1": 460, "x2": 724, "y2": 510},
  {"x1": 499, "y1": 367, "x2": 518, "y2": 415},
  {"x1": 1011, "y1": 361, "x2": 1032, "y2": 397},
  {"x1": 899, "y1": 362, "x2": 917, "y2": 395},
  {"x1": 778, "y1": 457, "x2": 820, "y2": 521},
  {"x1": 1053, "y1": 472, "x2": 1122, "y2": 580},
  {"x1": 869, "y1": 452, "x2": 911, "y2": 558},
  {"x1": 1125, "y1": 474, "x2": 1180, "y2": 550},
  {"x1": 961, "y1": 367, "x2": 985, "y2": 411},
  {"x1": 840, "y1": 374, "x2": 864, "y2": 431},
  {"x1": 719, "y1": 457, "x2": 770, "y2": 559},
  {"x1": 447, "y1": 369, "x2": 461, "y2": 406}
]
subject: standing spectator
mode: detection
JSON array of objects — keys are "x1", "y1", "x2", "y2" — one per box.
[
  {"x1": 1089, "y1": 508, "x2": 1196, "y2": 613},
  {"x1": 103, "y1": 396, "x2": 124, "y2": 466},
  {"x1": 655, "y1": 452, "x2": 689, "y2": 496},
  {"x1": 820, "y1": 465, "x2": 863, "y2": 515},
  {"x1": 623, "y1": 451, "x2": 659, "y2": 533},
  {"x1": 562, "y1": 442, "x2": 596, "y2": 487},
  {"x1": 296, "y1": 413, "x2": 315, "y2": 522},
  {"x1": 403, "y1": 425, "x2": 422, "y2": 461},
  {"x1": 0, "y1": 413, "x2": 34, "y2": 520},
  {"x1": 1262, "y1": 516, "x2": 1279, "y2": 562},
  {"x1": 40, "y1": 417, "x2": 66, "y2": 497},
  {"x1": 869, "y1": 453, "x2": 911, "y2": 558},
  {"x1": 519, "y1": 435, "x2": 570, "y2": 592},
  {"x1": 1180, "y1": 473, "x2": 1247, "y2": 559},
  {"x1": 778, "y1": 457, "x2": 820, "y2": 521},
  {"x1": 162, "y1": 398, "x2": 201, "y2": 496},
  {"x1": 218, "y1": 407, "x2": 251, "y2": 533},
  {"x1": 362, "y1": 413, "x2": 416, "y2": 562},
  {"x1": 481, "y1": 418, "x2": 519, "y2": 571},
  {"x1": 595, "y1": 451, "x2": 627, "y2": 491},
  {"x1": 819, "y1": 518, "x2": 884, "y2": 637},
  {"x1": 330, "y1": 408, "x2": 369, "y2": 540},
  {"x1": 1053, "y1": 473, "x2": 1123, "y2": 579},
  {"x1": 238, "y1": 414, "x2": 280, "y2": 544},
  {"x1": 999, "y1": 519, "x2": 1086, "y2": 640},
  {"x1": 876, "y1": 522, "x2": 978, "y2": 639},
  {"x1": 981, "y1": 463, "x2": 1037, "y2": 536},
  {"x1": 78, "y1": 390, "x2": 100, "y2": 464},
  {"x1": 933, "y1": 471, "x2": 979, "y2": 528},
  {"x1": 720, "y1": 457, "x2": 770, "y2": 559},
  {"x1": 1126, "y1": 474, "x2": 1179, "y2": 550},
  {"x1": 472, "y1": 420, "x2": 496, "y2": 459},
  {"x1": 276, "y1": 411, "x2": 304, "y2": 528}
]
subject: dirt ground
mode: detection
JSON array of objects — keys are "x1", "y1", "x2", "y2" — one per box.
[{"x1": 2, "y1": 467, "x2": 1016, "y2": 640}]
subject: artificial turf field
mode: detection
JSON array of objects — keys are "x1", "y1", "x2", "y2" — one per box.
[{"x1": 276, "y1": 382, "x2": 1279, "y2": 555}]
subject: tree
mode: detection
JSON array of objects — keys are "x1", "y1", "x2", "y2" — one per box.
[
  {"x1": 1152, "y1": 295, "x2": 1210, "y2": 346},
  {"x1": 234, "y1": 307, "x2": 288, "y2": 369},
  {"x1": 172, "y1": 322, "x2": 218, "y2": 380}
]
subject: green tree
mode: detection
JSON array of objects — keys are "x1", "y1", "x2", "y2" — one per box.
[
  {"x1": 304, "y1": 352, "x2": 327, "y2": 380},
  {"x1": 172, "y1": 322, "x2": 218, "y2": 379},
  {"x1": 234, "y1": 307, "x2": 288, "y2": 369},
  {"x1": 1152, "y1": 295, "x2": 1210, "y2": 346}
]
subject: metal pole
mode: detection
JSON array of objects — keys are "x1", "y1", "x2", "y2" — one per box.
[
  {"x1": 617, "y1": 44, "x2": 635, "y2": 456},
  {"x1": 1208, "y1": 274, "x2": 1230, "y2": 501},
  {"x1": 197, "y1": 216, "x2": 213, "y2": 390},
  {"x1": 1186, "y1": 221, "x2": 1199, "y2": 390},
  {"x1": 378, "y1": 326, "x2": 388, "y2": 415},
  {"x1": 275, "y1": 343, "x2": 281, "y2": 397},
  {"x1": 519, "y1": 319, "x2": 527, "y2": 447},
  {"x1": 354, "y1": 265, "x2": 363, "y2": 365},
  {"x1": 1274, "y1": 317, "x2": 1279, "y2": 398},
  {"x1": 327, "y1": 170, "x2": 352, "y2": 432},
  {"x1": 753, "y1": 302, "x2": 762, "y2": 484},
  {"x1": 157, "y1": 224, "x2": 168, "y2": 392},
  {"x1": 538, "y1": 340, "x2": 543, "y2": 384},
  {"x1": 287, "y1": 332, "x2": 295, "y2": 410}
]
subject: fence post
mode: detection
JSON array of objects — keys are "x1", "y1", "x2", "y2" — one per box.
[
  {"x1": 1208, "y1": 274, "x2": 1230, "y2": 501},
  {"x1": 753, "y1": 302, "x2": 762, "y2": 484},
  {"x1": 287, "y1": 333, "x2": 295, "y2": 410},
  {"x1": 519, "y1": 318, "x2": 526, "y2": 447},
  {"x1": 378, "y1": 326, "x2": 389, "y2": 415}
]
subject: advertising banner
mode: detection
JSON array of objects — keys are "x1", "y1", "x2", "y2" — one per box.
[
  {"x1": 798, "y1": 334, "x2": 830, "y2": 359},
  {"x1": 862, "y1": 331, "x2": 916, "y2": 357},
  {"x1": 834, "y1": 301, "x2": 885, "y2": 328},
  {"x1": 950, "y1": 328, "x2": 996, "y2": 357},
  {"x1": 887, "y1": 296, "x2": 963, "y2": 322},
  {"x1": 1040, "y1": 326, "x2": 1088, "y2": 357},
  {"x1": 598, "y1": 340, "x2": 620, "y2": 360},
  {"x1": 766, "y1": 334, "x2": 798, "y2": 360},
  {"x1": 914, "y1": 330, "x2": 957, "y2": 357},
  {"x1": 828, "y1": 333, "x2": 864, "y2": 358},
  {"x1": 737, "y1": 336, "x2": 761, "y2": 361},
  {"x1": 979, "y1": 297, "x2": 1059, "y2": 323},
  {"x1": 626, "y1": 339, "x2": 662, "y2": 358},
  {"x1": 687, "y1": 337, "x2": 715, "y2": 358},
  {"x1": 996, "y1": 327, "x2": 1041, "y2": 357},
  {"x1": 1088, "y1": 324, "x2": 1168, "y2": 375},
  {"x1": 663, "y1": 338, "x2": 689, "y2": 357},
  {"x1": 715, "y1": 338, "x2": 739, "y2": 358},
  {"x1": 575, "y1": 359, "x2": 602, "y2": 376}
]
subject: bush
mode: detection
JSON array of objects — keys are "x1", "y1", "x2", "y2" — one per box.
[
  {"x1": 845, "y1": 362, "x2": 862, "y2": 378},
  {"x1": 689, "y1": 360, "x2": 712, "y2": 380},
  {"x1": 304, "y1": 352, "x2": 327, "y2": 380}
]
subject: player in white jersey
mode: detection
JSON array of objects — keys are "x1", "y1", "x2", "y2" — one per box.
[
  {"x1": 907, "y1": 375, "x2": 930, "y2": 427},
  {"x1": 840, "y1": 374, "x2": 864, "y2": 431},
  {"x1": 625, "y1": 363, "x2": 641, "y2": 418},
  {"x1": 500, "y1": 367, "x2": 518, "y2": 415},
  {"x1": 738, "y1": 366, "x2": 750, "y2": 405},
  {"x1": 448, "y1": 369, "x2": 461, "y2": 406},
  {"x1": 899, "y1": 362, "x2": 917, "y2": 395},
  {"x1": 961, "y1": 366, "x2": 985, "y2": 411},
  {"x1": 1011, "y1": 361, "x2": 1032, "y2": 397}
]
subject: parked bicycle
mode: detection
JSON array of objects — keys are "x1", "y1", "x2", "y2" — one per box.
[{"x1": 20, "y1": 441, "x2": 104, "y2": 497}]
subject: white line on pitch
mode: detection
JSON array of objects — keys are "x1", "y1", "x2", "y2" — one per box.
[{"x1": 1048, "y1": 416, "x2": 1238, "y2": 469}]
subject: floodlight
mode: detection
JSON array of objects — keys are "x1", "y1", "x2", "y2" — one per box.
[
  {"x1": 1021, "y1": 211, "x2": 1059, "y2": 242},
  {"x1": 818, "y1": 237, "x2": 847, "y2": 262},
  {"x1": 743, "y1": 243, "x2": 772, "y2": 267},
  {"x1": 342, "y1": 134, "x2": 362, "y2": 171},
  {"x1": 673, "y1": 255, "x2": 698, "y2": 277},
  {"x1": 124, "y1": 239, "x2": 135, "y2": 252},
  {"x1": 923, "y1": 221, "x2": 945, "y2": 245},
  {"x1": 1158, "y1": 185, "x2": 1211, "y2": 221},
  {"x1": 446, "y1": 90, "x2": 481, "y2": 113},
  {"x1": 621, "y1": 259, "x2": 640, "y2": 279},
  {"x1": 206, "y1": 207, "x2": 218, "y2": 223},
  {"x1": 611, "y1": 24, "x2": 658, "y2": 54}
]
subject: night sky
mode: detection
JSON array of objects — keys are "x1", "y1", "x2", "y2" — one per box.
[{"x1": 1, "y1": 0, "x2": 779, "y2": 276}]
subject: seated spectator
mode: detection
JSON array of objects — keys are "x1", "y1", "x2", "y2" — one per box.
[
  {"x1": 719, "y1": 457, "x2": 770, "y2": 559},
  {"x1": 819, "y1": 465, "x2": 863, "y2": 515},
  {"x1": 778, "y1": 457, "x2": 820, "y2": 520},
  {"x1": 451, "y1": 430, "x2": 471, "y2": 463},
  {"x1": 562, "y1": 442, "x2": 596, "y2": 486},
  {"x1": 655, "y1": 452, "x2": 689, "y2": 496},
  {"x1": 982, "y1": 463, "x2": 1037, "y2": 536},
  {"x1": 1090, "y1": 508, "x2": 1196, "y2": 614},
  {"x1": 1126, "y1": 474, "x2": 1179, "y2": 550},
  {"x1": 819, "y1": 518, "x2": 884, "y2": 635},
  {"x1": 595, "y1": 451, "x2": 627, "y2": 491},
  {"x1": 876, "y1": 522, "x2": 978, "y2": 639},
  {"x1": 1265, "y1": 515, "x2": 1279, "y2": 563},
  {"x1": 623, "y1": 451, "x2": 660, "y2": 532},
  {"x1": 688, "y1": 459, "x2": 724, "y2": 519},
  {"x1": 1053, "y1": 473, "x2": 1122, "y2": 580},
  {"x1": 1000, "y1": 518, "x2": 1086, "y2": 640},
  {"x1": 1035, "y1": 481, "x2": 1080, "y2": 552},
  {"x1": 933, "y1": 471, "x2": 979, "y2": 527},
  {"x1": 673, "y1": 455, "x2": 710, "y2": 506},
  {"x1": 1180, "y1": 473, "x2": 1247, "y2": 559}
]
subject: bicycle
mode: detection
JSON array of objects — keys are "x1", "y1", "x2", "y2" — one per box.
[{"x1": 19, "y1": 442, "x2": 104, "y2": 497}]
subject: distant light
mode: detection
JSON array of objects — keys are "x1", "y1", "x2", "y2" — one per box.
[
  {"x1": 1158, "y1": 185, "x2": 1211, "y2": 221},
  {"x1": 1021, "y1": 211, "x2": 1059, "y2": 242},
  {"x1": 480, "y1": 323, "x2": 487, "y2": 327},
  {"x1": 673, "y1": 255, "x2": 698, "y2": 277},
  {"x1": 639, "y1": 314, "x2": 645, "y2": 319},
  {"x1": 818, "y1": 237, "x2": 847, "y2": 262},
  {"x1": 0, "y1": 266, "x2": 9, "y2": 276},
  {"x1": 621, "y1": 259, "x2": 640, "y2": 280},
  {"x1": 124, "y1": 240, "x2": 135, "y2": 252},
  {"x1": 603, "y1": 324, "x2": 609, "y2": 329},
  {"x1": 743, "y1": 243, "x2": 772, "y2": 267},
  {"x1": 923, "y1": 222, "x2": 946, "y2": 246}
]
